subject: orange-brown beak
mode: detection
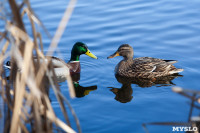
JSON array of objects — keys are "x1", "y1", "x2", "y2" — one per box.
[{"x1": 107, "y1": 51, "x2": 120, "y2": 59}]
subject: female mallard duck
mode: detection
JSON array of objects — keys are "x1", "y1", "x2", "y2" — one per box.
[
  {"x1": 5, "y1": 42, "x2": 97, "y2": 80},
  {"x1": 107, "y1": 44, "x2": 183, "y2": 79}
]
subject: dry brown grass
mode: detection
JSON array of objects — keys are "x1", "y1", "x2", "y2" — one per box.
[{"x1": 0, "y1": 0, "x2": 80, "y2": 132}]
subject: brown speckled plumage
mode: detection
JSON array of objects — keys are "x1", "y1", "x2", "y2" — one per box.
[{"x1": 108, "y1": 44, "x2": 184, "y2": 79}]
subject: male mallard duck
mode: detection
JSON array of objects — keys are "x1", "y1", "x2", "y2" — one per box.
[
  {"x1": 5, "y1": 42, "x2": 97, "y2": 80},
  {"x1": 107, "y1": 44, "x2": 183, "y2": 79}
]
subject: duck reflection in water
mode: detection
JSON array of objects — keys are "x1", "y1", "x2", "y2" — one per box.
[
  {"x1": 70, "y1": 73, "x2": 97, "y2": 98},
  {"x1": 109, "y1": 74, "x2": 183, "y2": 103}
]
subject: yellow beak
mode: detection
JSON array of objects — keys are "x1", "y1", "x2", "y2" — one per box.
[
  {"x1": 107, "y1": 51, "x2": 120, "y2": 59},
  {"x1": 85, "y1": 49, "x2": 98, "y2": 59}
]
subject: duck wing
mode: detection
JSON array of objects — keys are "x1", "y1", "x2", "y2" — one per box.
[
  {"x1": 4, "y1": 56, "x2": 68, "y2": 70},
  {"x1": 33, "y1": 56, "x2": 69, "y2": 68},
  {"x1": 46, "y1": 56, "x2": 68, "y2": 68},
  {"x1": 128, "y1": 57, "x2": 177, "y2": 73}
]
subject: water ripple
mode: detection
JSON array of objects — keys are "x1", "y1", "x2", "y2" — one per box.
[{"x1": 30, "y1": 0, "x2": 200, "y2": 132}]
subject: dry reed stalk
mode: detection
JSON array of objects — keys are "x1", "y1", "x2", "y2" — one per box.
[
  {"x1": 0, "y1": 0, "x2": 81, "y2": 133},
  {"x1": 143, "y1": 87, "x2": 200, "y2": 133},
  {"x1": 47, "y1": 66, "x2": 72, "y2": 126},
  {"x1": 46, "y1": 0, "x2": 77, "y2": 98},
  {"x1": 57, "y1": 91, "x2": 82, "y2": 133}
]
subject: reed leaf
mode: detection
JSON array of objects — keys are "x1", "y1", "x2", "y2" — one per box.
[{"x1": 0, "y1": 0, "x2": 81, "y2": 132}]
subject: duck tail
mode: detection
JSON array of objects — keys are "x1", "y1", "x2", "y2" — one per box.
[
  {"x1": 164, "y1": 60, "x2": 177, "y2": 64},
  {"x1": 169, "y1": 68, "x2": 184, "y2": 74}
]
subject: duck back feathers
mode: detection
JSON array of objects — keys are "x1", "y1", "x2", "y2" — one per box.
[{"x1": 115, "y1": 57, "x2": 183, "y2": 79}]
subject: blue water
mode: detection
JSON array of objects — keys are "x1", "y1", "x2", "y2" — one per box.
[{"x1": 30, "y1": 0, "x2": 200, "y2": 132}]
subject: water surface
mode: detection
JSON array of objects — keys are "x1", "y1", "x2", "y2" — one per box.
[{"x1": 30, "y1": 0, "x2": 200, "y2": 132}]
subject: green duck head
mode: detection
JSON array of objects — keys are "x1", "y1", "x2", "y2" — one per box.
[{"x1": 70, "y1": 42, "x2": 97, "y2": 61}]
